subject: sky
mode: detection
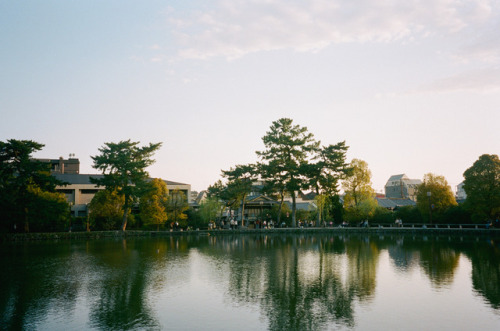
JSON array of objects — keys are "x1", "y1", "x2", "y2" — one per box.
[{"x1": 1, "y1": 0, "x2": 499, "y2": 194}]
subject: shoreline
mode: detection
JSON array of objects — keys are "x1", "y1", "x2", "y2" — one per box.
[{"x1": 1, "y1": 227, "x2": 500, "y2": 242}]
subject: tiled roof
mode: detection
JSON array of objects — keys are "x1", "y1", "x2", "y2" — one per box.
[{"x1": 375, "y1": 197, "x2": 416, "y2": 209}]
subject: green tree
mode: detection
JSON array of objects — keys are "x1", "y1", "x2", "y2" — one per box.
[
  {"x1": 207, "y1": 179, "x2": 240, "y2": 223},
  {"x1": 0, "y1": 139, "x2": 67, "y2": 232},
  {"x1": 342, "y1": 159, "x2": 374, "y2": 207},
  {"x1": 256, "y1": 118, "x2": 319, "y2": 227},
  {"x1": 342, "y1": 159, "x2": 376, "y2": 224},
  {"x1": 88, "y1": 190, "x2": 124, "y2": 230},
  {"x1": 416, "y1": 173, "x2": 457, "y2": 224},
  {"x1": 91, "y1": 140, "x2": 162, "y2": 231},
  {"x1": 140, "y1": 178, "x2": 168, "y2": 231},
  {"x1": 394, "y1": 205, "x2": 422, "y2": 223},
  {"x1": 463, "y1": 154, "x2": 500, "y2": 222},
  {"x1": 25, "y1": 185, "x2": 69, "y2": 232},
  {"x1": 167, "y1": 189, "x2": 189, "y2": 228},
  {"x1": 198, "y1": 196, "x2": 224, "y2": 228},
  {"x1": 305, "y1": 141, "x2": 350, "y2": 225},
  {"x1": 222, "y1": 164, "x2": 256, "y2": 227}
]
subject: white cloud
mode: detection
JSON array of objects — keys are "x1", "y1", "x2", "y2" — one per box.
[{"x1": 167, "y1": 0, "x2": 496, "y2": 59}]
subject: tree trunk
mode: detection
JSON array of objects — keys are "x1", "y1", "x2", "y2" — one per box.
[
  {"x1": 121, "y1": 196, "x2": 129, "y2": 231},
  {"x1": 291, "y1": 193, "x2": 297, "y2": 228},
  {"x1": 121, "y1": 209, "x2": 128, "y2": 231},
  {"x1": 316, "y1": 188, "x2": 321, "y2": 227},
  {"x1": 277, "y1": 192, "x2": 284, "y2": 224},
  {"x1": 240, "y1": 194, "x2": 247, "y2": 228}
]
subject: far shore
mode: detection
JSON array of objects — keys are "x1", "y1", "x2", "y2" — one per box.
[{"x1": 1, "y1": 226, "x2": 500, "y2": 242}]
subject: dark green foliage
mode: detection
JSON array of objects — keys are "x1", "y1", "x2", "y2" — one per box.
[
  {"x1": 186, "y1": 208, "x2": 203, "y2": 229},
  {"x1": 441, "y1": 205, "x2": 472, "y2": 224},
  {"x1": 463, "y1": 154, "x2": 500, "y2": 222},
  {"x1": 26, "y1": 186, "x2": 69, "y2": 232},
  {"x1": 0, "y1": 139, "x2": 68, "y2": 232},
  {"x1": 327, "y1": 194, "x2": 344, "y2": 223},
  {"x1": 256, "y1": 118, "x2": 319, "y2": 227},
  {"x1": 394, "y1": 206, "x2": 422, "y2": 223},
  {"x1": 371, "y1": 207, "x2": 394, "y2": 224}
]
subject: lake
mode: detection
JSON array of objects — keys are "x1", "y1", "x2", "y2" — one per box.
[{"x1": 1, "y1": 232, "x2": 499, "y2": 330}]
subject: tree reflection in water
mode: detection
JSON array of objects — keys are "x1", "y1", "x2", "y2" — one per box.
[{"x1": 0, "y1": 233, "x2": 499, "y2": 330}]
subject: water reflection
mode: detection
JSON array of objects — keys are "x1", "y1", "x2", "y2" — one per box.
[{"x1": 1, "y1": 233, "x2": 499, "y2": 330}]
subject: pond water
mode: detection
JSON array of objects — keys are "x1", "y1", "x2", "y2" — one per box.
[{"x1": 1, "y1": 233, "x2": 499, "y2": 330}]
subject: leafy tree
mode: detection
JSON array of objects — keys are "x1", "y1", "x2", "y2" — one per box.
[
  {"x1": 394, "y1": 205, "x2": 422, "y2": 223},
  {"x1": 91, "y1": 140, "x2": 162, "y2": 231},
  {"x1": 314, "y1": 194, "x2": 328, "y2": 225},
  {"x1": 198, "y1": 196, "x2": 224, "y2": 228},
  {"x1": 26, "y1": 185, "x2": 69, "y2": 232},
  {"x1": 344, "y1": 198, "x2": 379, "y2": 224},
  {"x1": 416, "y1": 173, "x2": 457, "y2": 224},
  {"x1": 221, "y1": 164, "x2": 256, "y2": 227},
  {"x1": 166, "y1": 189, "x2": 189, "y2": 228},
  {"x1": 342, "y1": 159, "x2": 376, "y2": 224},
  {"x1": 139, "y1": 178, "x2": 168, "y2": 231},
  {"x1": 88, "y1": 189, "x2": 124, "y2": 230},
  {"x1": 441, "y1": 204, "x2": 471, "y2": 224},
  {"x1": 256, "y1": 118, "x2": 319, "y2": 227},
  {"x1": 0, "y1": 139, "x2": 66, "y2": 232},
  {"x1": 207, "y1": 179, "x2": 239, "y2": 223},
  {"x1": 463, "y1": 154, "x2": 500, "y2": 222},
  {"x1": 342, "y1": 159, "x2": 374, "y2": 207}
]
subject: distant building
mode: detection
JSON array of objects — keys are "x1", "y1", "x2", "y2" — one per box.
[
  {"x1": 384, "y1": 174, "x2": 422, "y2": 201},
  {"x1": 456, "y1": 182, "x2": 467, "y2": 203},
  {"x1": 36, "y1": 157, "x2": 191, "y2": 217},
  {"x1": 37, "y1": 156, "x2": 80, "y2": 174}
]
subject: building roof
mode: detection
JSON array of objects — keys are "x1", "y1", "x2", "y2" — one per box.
[
  {"x1": 53, "y1": 173, "x2": 103, "y2": 185},
  {"x1": 387, "y1": 174, "x2": 408, "y2": 182},
  {"x1": 53, "y1": 173, "x2": 189, "y2": 187},
  {"x1": 375, "y1": 197, "x2": 416, "y2": 209}
]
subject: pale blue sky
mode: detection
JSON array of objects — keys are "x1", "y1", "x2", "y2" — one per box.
[{"x1": 1, "y1": 0, "x2": 499, "y2": 193}]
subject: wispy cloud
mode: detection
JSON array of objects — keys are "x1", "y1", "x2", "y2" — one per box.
[
  {"x1": 167, "y1": 0, "x2": 495, "y2": 60},
  {"x1": 417, "y1": 67, "x2": 500, "y2": 93}
]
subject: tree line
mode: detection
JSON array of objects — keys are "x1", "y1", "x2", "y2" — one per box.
[
  {"x1": 0, "y1": 139, "x2": 189, "y2": 233},
  {"x1": 1, "y1": 118, "x2": 499, "y2": 232},
  {"x1": 202, "y1": 118, "x2": 500, "y2": 227}
]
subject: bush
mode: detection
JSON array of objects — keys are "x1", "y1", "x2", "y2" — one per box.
[
  {"x1": 441, "y1": 205, "x2": 472, "y2": 224},
  {"x1": 371, "y1": 207, "x2": 394, "y2": 224},
  {"x1": 394, "y1": 206, "x2": 422, "y2": 223}
]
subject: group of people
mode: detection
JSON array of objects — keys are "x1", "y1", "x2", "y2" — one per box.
[
  {"x1": 255, "y1": 219, "x2": 274, "y2": 229},
  {"x1": 298, "y1": 220, "x2": 315, "y2": 228}
]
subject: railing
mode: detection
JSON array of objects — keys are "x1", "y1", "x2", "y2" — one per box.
[{"x1": 371, "y1": 223, "x2": 492, "y2": 229}]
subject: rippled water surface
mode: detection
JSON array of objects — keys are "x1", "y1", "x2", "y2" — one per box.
[{"x1": 1, "y1": 233, "x2": 500, "y2": 330}]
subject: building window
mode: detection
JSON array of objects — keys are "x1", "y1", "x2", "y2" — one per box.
[{"x1": 81, "y1": 189, "x2": 99, "y2": 194}]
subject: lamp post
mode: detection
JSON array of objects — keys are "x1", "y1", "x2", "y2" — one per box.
[{"x1": 427, "y1": 191, "x2": 432, "y2": 225}]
